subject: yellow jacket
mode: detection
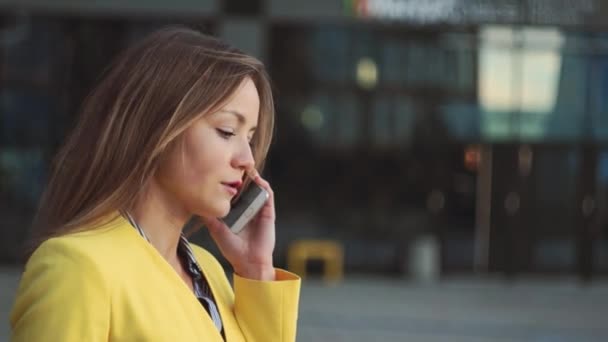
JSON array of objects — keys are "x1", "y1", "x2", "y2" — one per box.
[{"x1": 10, "y1": 215, "x2": 301, "y2": 341}]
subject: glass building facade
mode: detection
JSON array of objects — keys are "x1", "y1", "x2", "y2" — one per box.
[{"x1": 0, "y1": 0, "x2": 607, "y2": 278}]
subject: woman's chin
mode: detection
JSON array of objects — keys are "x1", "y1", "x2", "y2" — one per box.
[
  {"x1": 217, "y1": 208, "x2": 230, "y2": 219},
  {"x1": 194, "y1": 199, "x2": 232, "y2": 219},
  {"x1": 207, "y1": 203, "x2": 231, "y2": 219}
]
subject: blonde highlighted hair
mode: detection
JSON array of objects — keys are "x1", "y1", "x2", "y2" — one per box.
[{"x1": 30, "y1": 26, "x2": 274, "y2": 251}]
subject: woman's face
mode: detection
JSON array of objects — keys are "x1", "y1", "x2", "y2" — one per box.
[{"x1": 157, "y1": 77, "x2": 260, "y2": 219}]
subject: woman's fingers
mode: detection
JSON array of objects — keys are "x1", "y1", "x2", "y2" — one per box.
[{"x1": 200, "y1": 216, "x2": 238, "y2": 242}]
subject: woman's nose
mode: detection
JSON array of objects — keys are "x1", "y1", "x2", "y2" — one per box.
[{"x1": 232, "y1": 140, "x2": 255, "y2": 170}]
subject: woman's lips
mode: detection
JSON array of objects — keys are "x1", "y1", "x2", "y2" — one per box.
[
  {"x1": 223, "y1": 184, "x2": 238, "y2": 196},
  {"x1": 222, "y1": 181, "x2": 242, "y2": 196}
]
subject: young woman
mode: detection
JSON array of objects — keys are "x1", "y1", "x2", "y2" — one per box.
[{"x1": 10, "y1": 26, "x2": 300, "y2": 341}]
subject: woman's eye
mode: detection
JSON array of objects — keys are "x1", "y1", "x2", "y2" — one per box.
[{"x1": 217, "y1": 129, "x2": 235, "y2": 139}]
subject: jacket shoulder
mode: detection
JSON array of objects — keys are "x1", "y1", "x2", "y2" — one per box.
[{"x1": 28, "y1": 215, "x2": 136, "y2": 273}]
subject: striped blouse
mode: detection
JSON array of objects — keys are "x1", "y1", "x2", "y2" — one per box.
[{"x1": 125, "y1": 213, "x2": 224, "y2": 339}]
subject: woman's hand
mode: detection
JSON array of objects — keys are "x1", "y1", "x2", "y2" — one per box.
[{"x1": 200, "y1": 170, "x2": 276, "y2": 281}]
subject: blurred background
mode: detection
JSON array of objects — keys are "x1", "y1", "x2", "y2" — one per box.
[{"x1": 1, "y1": 0, "x2": 608, "y2": 341}]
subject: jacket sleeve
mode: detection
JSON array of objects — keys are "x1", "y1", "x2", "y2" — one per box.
[
  {"x1": 10, "y1": 238, "x2": 111, "y2": 342},
  {"x1": 233, "y1": 269, "x2": 301, "y2": 342}
]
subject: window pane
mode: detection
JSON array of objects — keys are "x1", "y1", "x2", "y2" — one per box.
[
  {"x1": 2, "y1": 19, "x2": 62, "y2": 84},
  {"x1": 0, "y1": 147, "x2": 47, "y2": 207},
  {"x1": 334, "y1": 93, "x2": 360, "y2": 147},
  {"x1": 381, "y1": 38, "x2": 408, "y2": 84},
  {"x1": 1, "y1": 89, "x2": 55, "y2": 145},
  {"x1": 372, "y1": 95, "x2": 392, "y2": 147},
  {"x1": 590, "y1": 55, "x2": 608, "y2": 142},
  {"x1": 394, "y1": 98, "x2": 416, "y2": 145},
  {"x1": 302, "y1": 92, "x2": 332, "y2": 145},
  {"x1": 440, "y1": 102, "x2": 480, "y2": 140},
  {"x1": 311, "y1": 28, "x2": 350, "y2": 82},
  {"x1": 478, "y1": 28, "x2": 517, "y2": 140},
  {"x1": 532, "y1": 53, "x2": 586, "y2": 141}
]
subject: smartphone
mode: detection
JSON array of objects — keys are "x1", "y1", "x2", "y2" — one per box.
[{"x1": 222, "y1": 181, "x2": 269, "y2": 234}]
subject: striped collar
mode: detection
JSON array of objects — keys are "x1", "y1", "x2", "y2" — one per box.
[{"x1": 123, "y1": 212, "x2": 224, "y2": 333}]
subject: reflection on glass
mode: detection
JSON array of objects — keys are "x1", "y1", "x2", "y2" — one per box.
[
  {"x1": 303, "y1": 93, "x2": 331, "y2": 145},
  {"x1": 300, "y1": 105, "x2": 324, "y2": 132},
  {"x1": 479, "y1": 45, "x2": 514, "y2": 112},
  {"x1": 516, "y1": 27, "x2": 563, "y2": 114},
  {"x1": 479, "y1": 26, "x2": 567, "y2": 141},
  {"x1": 520, "y1": 49, "x2": 561, "y2": 112},
  {"x1": 350, "y1": 31, "x2": 377, "y2": 86},
  {"x1": 478, "y1": 28, "x2": 515, "y2": 140},
  {"x1": 356, "y1": 57, "x2": 378, "y2": 89},
  {"x1": 302, "y1": 93, "x2": 360, "y2": 148}
]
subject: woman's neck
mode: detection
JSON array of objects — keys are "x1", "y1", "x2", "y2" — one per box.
[{"x1": 129, "y1": 178, "x2": 189, "y2": 264}]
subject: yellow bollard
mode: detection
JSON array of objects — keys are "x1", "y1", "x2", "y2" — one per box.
[{"x1": 287, "y1": 239, "x2": 344, "y2": 283}]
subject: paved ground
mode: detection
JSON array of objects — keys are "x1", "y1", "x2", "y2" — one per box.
[
  {"x1": 1, "y1": 267, "x2": 607, "y2": 341},
  {"x1": 298, "y1": 276, "x2": 608, "y2": 342},
  {"x1": 0, "y1": 268, "x2": 19, "y2": 342}
]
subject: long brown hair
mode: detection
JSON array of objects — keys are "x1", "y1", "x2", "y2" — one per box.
[{"x1": 30, "y1": 26, "x2": 275, "y2": 251}]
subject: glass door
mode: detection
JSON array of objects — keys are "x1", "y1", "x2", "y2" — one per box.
[
  {"x1": 528, "y1": 145, "x2": 580, "y2": 274},
  {"x1": 489, "y1": 144, "x2": 581, "y2": 276},
  {"x1": 591, "y1": 148, "x2": 608, "y2": 276}
]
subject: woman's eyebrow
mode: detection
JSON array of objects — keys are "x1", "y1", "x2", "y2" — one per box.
[{"x1": 218, "y1": 110, "x2": 257, "y2": 132}]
